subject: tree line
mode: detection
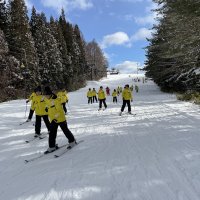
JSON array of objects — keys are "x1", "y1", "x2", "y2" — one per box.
[
  {"x1": 0, "y1": 0, "x2": 108, "y2": 102},
  {"x1": 145, "y1": 0, "x2": 200, "y2": 93}
]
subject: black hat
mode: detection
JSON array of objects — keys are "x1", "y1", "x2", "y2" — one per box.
[
  {"x1": 35, "y1": 86, "x2": 41, "y2": 92},
  {"x1": 44, "y1": 86, "x2": 52, "y2": 95}
]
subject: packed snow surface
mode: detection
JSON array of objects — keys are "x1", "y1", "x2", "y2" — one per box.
[{"x1": 0, "y1": 74, "x2": 200, "y2": 200}]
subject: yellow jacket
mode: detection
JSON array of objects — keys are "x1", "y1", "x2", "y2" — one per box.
[
  {"x1": 87, "y1": 90, "x2": 93, "y2": 97},
  {"x1": 45, "y1": 97, "x2": 66, "y2": 123},
  {"x1": 112, "y1": 91, "x2": 117, "y2": 97},
  {"x1": 98, "y1": 89, "x2": 106, "y2": 100},
  {"x1": 28, "y1": 92, "x2": 36, "y2": 110},
  {"x1": 122, "y1": 88, "x2": 133, "y2": 101},
  {"x1": 33, "y1": 95, "x2": 48, "y2": 116},
  {"x1": 92, "y1": 90, "x2": 97, "y2": 96},
  {"x1": 57, "y1": 91, "x2": 68, "y2": 103}
]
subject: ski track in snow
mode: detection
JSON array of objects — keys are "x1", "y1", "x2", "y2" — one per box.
[{"x1": 0, "y1": 74, "x2": 200, "y2": 200}]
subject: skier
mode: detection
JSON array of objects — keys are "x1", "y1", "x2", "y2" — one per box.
[
  {"x1": 135, "y1": 85, "x2": 139, "y2": 93},
  {"x1": 119, "y1": 84, "x2": 133, "y2": 115},
  {"x1": 98, "y1": 86, "x2": 107, "y2": 110},
  {"x1": 112, "y1": 89, "x2": 118, "y2": 103},
  {"x1": 44, "y1": 88, "x2": 76, "y2": 153},
  {"x1": 106, "y1": 87, "x2": 110, "y2": 96},
  {"x1": 92, "y1": 88, "x2": 98, "y2": 103},
  {"x1": 130, "y1": 85, "x2": 134, "y2": 92},
  {"x1": 87, "y1": 88, "x2": 93, "y2": 104},
  {"x1": 25, "y1": 87, "x2": 38, "y2": 122},
  {"x1": 32, "y1": 86, "x2": 51, "y2": 137},
  {"x1": 117, "y1": 86, "x2": 120, "y2": 95}
]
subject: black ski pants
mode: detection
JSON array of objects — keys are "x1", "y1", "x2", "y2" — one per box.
[
  {"x1": 35, "y1": 115, "x2": 50, "y2": 135},
  {"x1": 93, "y1": 96, "x2": 98, "y2": 103},
  {"x1": 49, "y1": 120, "x2": 75, "y2": 148},
  {"x1": 28, "y1": 109, "x2": 34, "y2": 120},
  {"x1": 121, "y1": 100, "x2": 131, "y2": 112},
  {"x1": 113, "y1": 97, "x2": 117, "y2": 103},
  {"x1": 88, "y1": 97, "x2": 92, "y2": 104},
  {"x1": 99, "y1": 99, "x2": 107, "y2": 109}
]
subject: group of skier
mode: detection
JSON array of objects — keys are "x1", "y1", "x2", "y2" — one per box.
[
  {"x1": 25, "y1": 83, "x2": 136, "y2": 153},
  {"x1": 26, "y1": 86, "x2": 76, "y2": 154},
  {"x1": 86, "y1": 84, "x2": 134, "y2": 114}
]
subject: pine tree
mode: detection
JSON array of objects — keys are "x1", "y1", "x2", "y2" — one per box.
[
  {"x1": 0, "y1": 0, "x2": 7, "y2": 35},
  {"x1": 30, "y1": 10, "x2": 63, "y2": 87},
  {"x1": 8, "y1": 0, "x2": 39, "y2": 91},
  {"x1": 49, "y1": 16, "x2": 72, "y2": 90}
]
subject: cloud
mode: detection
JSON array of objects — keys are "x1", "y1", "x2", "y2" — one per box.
[
  {"x1": 41, "y1": 0, "x2": 93, "y2": 13},
  {"x1": 134, "y1": 13, "x2": 156, "y2": 25},
  {"x1": 23, "y1": 0, "x2": 33, "y2": 10},
  {"x1": 101, "y1": 32, "x2": 131, "y2": 48},
  {"x1": 131, "y1": 28, "x2": 152, "y2": 41},
  {"x1": 115, "y1": 61, "x2": 142, "y2": 74}
]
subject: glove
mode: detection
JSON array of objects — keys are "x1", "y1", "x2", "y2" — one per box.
[{"x1": 26, "y1": 100, "x2": 29, "y2": 103}]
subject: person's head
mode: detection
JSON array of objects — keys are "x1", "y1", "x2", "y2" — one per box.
[
  {"x1": 93, "y1": 88, "x2": 95, "y2": 90},
  {"x1": 100, "y1": 86, "x2": 103, "y2": 90},
  {"x1": 114, "y1": 89, "x2": 116, "y2": 92},
  {"x1": 125, "y1": 84, "x2": 129, "y2": 88},
  {"x1": 89, "y1": 88, "x2": 91, "y2": 91},
  {"x1": 44, "y1": 86, "x2": 53, "y2": 98},
  {"x1": 35, "y1": 86, "x2": 42, "y2": 95}
]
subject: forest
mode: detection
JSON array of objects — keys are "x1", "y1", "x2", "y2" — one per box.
[
  {"x1": 0, "y1": 0, "x2": 108, "y2": 102},
  {"x1": 145, "y1": 0, "x2": 200, "y2": 102}
]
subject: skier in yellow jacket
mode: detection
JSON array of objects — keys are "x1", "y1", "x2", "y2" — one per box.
[
  {"x1": 44, "y1": 87, "x2": 76, "y2": 153},
  {"x1": 119, "y1": 84, "x2": 133, "y2": 115},
  {"x1": 92, "y1": 88, "x2": 98, "y2": 103},
  {"x1": 112, "y1": 89, "x2": 118, "y2": 103},
  {"x1": 98, "y1": 86, "x2": 107, "y2": 110},
  {"x1": 87, "y1": 88, "x2": 93, "y2": 104},
  {"x1": 32, "y1": 87, "x2": 50, "y2": 137},
  {"x1": 26, "y1": 87, "x2": 37, "y2": 122}
]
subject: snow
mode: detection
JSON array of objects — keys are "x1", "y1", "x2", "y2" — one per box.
[{"x1": 0, "y1": 74, "x2": 200, "y2": 200}]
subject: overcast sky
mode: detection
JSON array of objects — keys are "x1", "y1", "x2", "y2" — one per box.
[{"x1": 25, "y1": 0, "x2": 158, "y2": 74}]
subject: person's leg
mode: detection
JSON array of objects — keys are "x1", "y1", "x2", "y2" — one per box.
[
  {"x1": 103, "y1": 99, "x2": 107, "y2": 108},
  {"x1": 60, "y1": 121, "x2": 75, "y2": 143},
  {"x1": 49, "y1": 121, "x2": 58, "y2": 148},
  {"x1": 127, "y1": 100, "x2": 131, "y2": 112},
  {"x1": 43, "y1": 115, "x2": 51, "y2": 132},
  {"x1": 35, "y1": 115, "x2": 41, "y2": 135},
  {"x1": 27, "y1": 109, "x2": 34, "y2": 121},
  {"x1": 121, "y1": 100, "x2": 126, "y2": 112},
  {"x1": 99, "y1": 99, "x2": 103, "y2": 109}
]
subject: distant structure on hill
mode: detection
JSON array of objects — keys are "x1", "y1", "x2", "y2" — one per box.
[{"x1": 107, "y1": 68, "x2": 119, "y2": 75}]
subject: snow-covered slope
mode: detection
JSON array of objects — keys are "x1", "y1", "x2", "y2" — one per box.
[{"x1": 0, "y1": 74, "x2": 200, "y2": 200}]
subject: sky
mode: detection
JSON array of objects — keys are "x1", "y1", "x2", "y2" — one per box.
[{"x1": 24, "y1": 0, "x2": 158, "y2": 74}]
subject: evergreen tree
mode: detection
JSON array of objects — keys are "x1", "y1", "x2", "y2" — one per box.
[
  {"x1": 49, "y1": 16, "x2": 72, "y2": 90},
  {"x1": 0, "y1": 0, "x2": 7, "y2": 35},
  {"x1": 145, "y1": 0, "x2": 200, "y2": 92},
  {"x1": 30, "y1": 9, "x2": 63, "y2": 87},
  {"x1": 8, "y1": 0, "x2": 39, "y2": 91}
]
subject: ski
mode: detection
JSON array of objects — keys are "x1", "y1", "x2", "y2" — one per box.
[
  {"x1": 24, "y1": 144, "x2": 67, "y2": 163},
  {"x1": 25, "y1": 135, "x2": 47, "y2": 143},
  {"x1": 54, "y1": 140, "x2": 84, "y2": 158}
]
